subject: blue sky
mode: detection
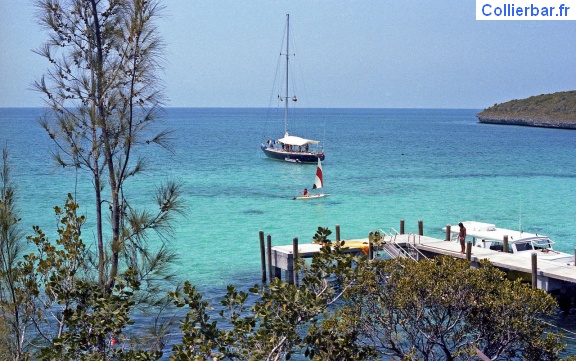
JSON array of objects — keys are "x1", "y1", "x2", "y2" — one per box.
[{"x1": 1, "y1": 1, "x2": 575, "y2": 108}]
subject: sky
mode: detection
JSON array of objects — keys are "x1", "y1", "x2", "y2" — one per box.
[{"x1": 1, "y1": 0, "x2": 575, "y2": 109}]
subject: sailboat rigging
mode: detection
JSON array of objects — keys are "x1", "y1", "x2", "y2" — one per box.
[{"x1": 260, "y1": 14, "x2": 325, "y2": 164}]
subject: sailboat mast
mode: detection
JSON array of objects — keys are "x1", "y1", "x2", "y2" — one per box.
[{"x1": 284, "y1": 14, "x2": 289, "y2": 136}]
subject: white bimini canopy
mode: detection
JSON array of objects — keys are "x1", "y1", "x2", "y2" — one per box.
[{"x1": 278, "y1": 135, "x2": 320, "y2": 146}]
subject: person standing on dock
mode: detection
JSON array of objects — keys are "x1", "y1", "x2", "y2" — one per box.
[{"x1": 458, "y1": 222, "x2": 466, "y2": 254}]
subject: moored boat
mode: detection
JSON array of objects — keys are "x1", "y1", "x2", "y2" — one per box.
[
  {"x1": 260, "y1": 14, "x2": 325, "y2": 164},
  {"x1": 446, "y1": 221, "x2": 574, "y2": 265},
  {"x1": 261, "y1": 137, "x2": 324, "y2": 163}
]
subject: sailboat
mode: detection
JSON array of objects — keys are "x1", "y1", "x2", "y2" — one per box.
[
  {"x1": 260, "y1": 14, "x2": 325, "y2": 164},
  {"x1": 293, "y1": 158, "x2": 331, "y2": 200}
]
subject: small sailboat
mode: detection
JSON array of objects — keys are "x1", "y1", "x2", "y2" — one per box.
[
  {"x1": 260, "y1": 14, "x2": 325, "y2": 164},
  {"x1": 293, "y1": 159, "x2": 331, "y2": 200}
]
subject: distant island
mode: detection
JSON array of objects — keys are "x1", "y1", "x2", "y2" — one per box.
[{"x1": 476, "y1": 90, "x2": 576, "y2": 129}]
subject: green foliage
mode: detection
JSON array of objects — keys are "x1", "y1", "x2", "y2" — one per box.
[
  {"x1": 33, "y1": 0, "x2": 183, "y2": 296},
  {"x1": 37, "y1": 270, "x2": 161, "y2": 360},
  {"x1": 311, "y1": 227, "x2": 332, "y2": 246},
  {"x1": 169, "y1": 228, "x2": 569, "y2": 361},
  {"x1": 343, "y1": 256, "x2": 564, "y2": 360},
  {"x1": 0, "y1": 146, "x2": 31, "y2": 360},
  {"x1": 13, "y1": 195, "x2": 162, "y2": 360},
  {"x1": 304, "y1": 310, "x2": 376, "y2": 361},
  {"x1": 169, "y1": 238, "x2": 367, "y2": 360},
  {"x1": 25, "y1": 1, "x2": 184, "y2": 357}
]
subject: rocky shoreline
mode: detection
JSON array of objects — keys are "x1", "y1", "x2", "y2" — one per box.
[
  {"x1": 476, "y1": 115, "x2": 576, "y2": 129},
  {"x1": 476, "y1": 90, "x2": 576, "y2": 130}
]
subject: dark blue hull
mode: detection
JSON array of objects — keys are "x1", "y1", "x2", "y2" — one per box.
[{"x1": 260, "y1": 144, "x2": 325, "y2": 163}]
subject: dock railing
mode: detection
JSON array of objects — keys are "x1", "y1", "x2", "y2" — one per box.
[{"x1": 378, "y1": 229, "x2": 428, "y2": 261}]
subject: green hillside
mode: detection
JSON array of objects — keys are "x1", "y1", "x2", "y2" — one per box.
[{"x1": 477, "y1": 90, "x2": 576, "y2": 129}]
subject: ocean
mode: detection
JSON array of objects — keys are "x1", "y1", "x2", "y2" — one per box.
[{"x1": 2, "y1": 107, "x2": 576, "y2": 353}]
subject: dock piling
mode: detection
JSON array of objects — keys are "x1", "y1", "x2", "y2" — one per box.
[
  {"x1": 400, "y1": 219, "x2": 405, "y2": 234},
  {"x1": 368, "y1": 232, "x2": 374, "y2": 260},
  {"x1": 466, "y1": 241, "x2": 472, "y2": 261},
  {"x1": 418, "y1": 220, "x2": 423, "y2": 236},
  {"x1": 267, "y1": 234, "x2": 274, "y2": 281},
  {"x1": 259, "y1": 230, "x2": 266, "y2": 282},
  {"x1": 292, "y1": 237, "x2": 299, "y2": 285},
  {"x1": 445, "y1": 225, "x2": 451, "y2": 241},
  {"x1": 336, "y1": 224, "x2": 341, "y2": 243},
  {"x1": 532, "y1": 252, "x2": 538, "y2": 289},
  {"x1": 503, "y1": 235, "x2": 509, "y2": 253}
]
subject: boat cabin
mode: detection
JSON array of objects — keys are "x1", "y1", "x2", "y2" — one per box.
[
  {"x1": 261, "y1": 135, "x2": 324, "y2": 163},
  {"x1": 480, "y1": 236, "x2": 554, "y2": 253}
]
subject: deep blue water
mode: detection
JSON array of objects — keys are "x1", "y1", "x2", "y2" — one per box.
[{"x1": 2, "y1": 107, "x2": 576, "y2": 356}]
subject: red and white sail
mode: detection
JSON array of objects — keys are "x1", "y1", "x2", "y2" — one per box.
[{"x1": 312, "y1": 158, "x2": 323, "y2": 190}]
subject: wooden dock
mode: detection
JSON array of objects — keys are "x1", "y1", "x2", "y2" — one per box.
[
  {"x1": 407, "y1": 233, "x2": 576, "y2": 292},
  {"x1": 266, "y1": 239, "x2": 371, "y2": 284},
  {"x1": 260, "y1": 226, "x2": 576, "y2": 292}
]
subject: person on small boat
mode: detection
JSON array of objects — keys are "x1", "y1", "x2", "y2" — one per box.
[
  {"x1": 303, "y1": 188, "x2": 308, "y2": 197},
  {"x1": 458, "y1": 222, "x2": 466, "y2": 254}
]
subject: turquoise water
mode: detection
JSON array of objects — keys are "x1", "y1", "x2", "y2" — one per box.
[
  {"x1": 2, "y1": 107, "x2": 576, "y2": 293},
  {"x1": 3, "y1": 107, "x2": 576, "y2": 355}
]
